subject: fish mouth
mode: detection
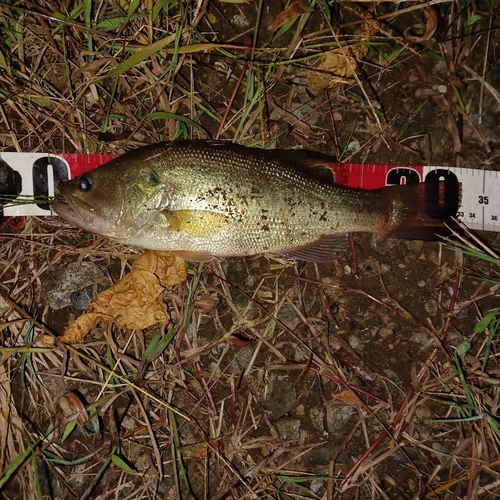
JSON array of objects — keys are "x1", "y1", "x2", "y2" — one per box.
[
  {"x1": 51, "y1": 194, "x2": 135, "y2": 241},
  {"x1": 51, "y1": 196, "x2": 97, "y2": 227}
]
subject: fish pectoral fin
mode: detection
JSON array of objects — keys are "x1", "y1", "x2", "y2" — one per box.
[
  {"x1": 171, "y1": 250, "x2": 216, "y2": 262},
  {"x1": 283, "y1": 234, "x2": 349, "y2": 262},
  {"x1": 162, "y1": 209, "x2": 229, "y2": 237}
]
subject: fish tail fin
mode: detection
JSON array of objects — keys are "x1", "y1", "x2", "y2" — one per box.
[{"x1": 381, "y1": 180, "x2": 461, "y2": 240}]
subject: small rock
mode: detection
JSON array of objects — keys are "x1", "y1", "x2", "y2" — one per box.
[
  {"x1": 309, "y1": 403, "x2": 357, "y2": 435},
  {"x1": 275, "y1": 417, "x2": 301, "y2": 441},
  {"x1": 232, "y1": 14, "x2": 249, "y2": 28},
  {"x1": 41, "y1": 262, "x2": 107, "y2": 310},
  {"x1": 277, "y1": 304, "x2": 300, "y2": 330},
  {"x1": 384, "y1": 369, "x2": 403, "y2": 397},
  {"x1": 424, "y1": 298, "x2": 438, "y2": 316},
  {"x1": 432, "y1": 442, "x2": 450, "y2": 457},
  {"x1": 358, "y1": 261, "x2": 374, "y2": 273},
  {"x1": 70, "y1": 282, "x2": 110, "y2": 310},
  {"x1": 302, "y1": 447, "x2": 339, "y2": 467},
  {"x1": 415, "y1": 423, "x2": 432, "y2": 439},
  {"x1": 370, "y1": 235, "x2": 400, "y2": 255},
  {"x1": 347, "y1": 334, "x2": 361, "y2": 350},
  {"x1": 259, "y1": 380, "x2": 297, "y2": 420},
  {"x1": 392, "y1": 446, "x2": 422, "y2": 464},
  {"x1": 310, "y1": 479, "x2": 323, "y2": 493},
  {"x1": 379, "y1": 327, "x2": 394, "y2": 339},
  {"x1": 347, "y1": 139, "x2": 360, "y2": 152},
  {"x1": 405, "y1": 240, "x2": 424, "y2": 253},
  {"x1": 411, "y1": 331, "x2": 431, "y2": 348},
  {"x1": 380, "y1": 263, "x2": 391, "y2": 273}
]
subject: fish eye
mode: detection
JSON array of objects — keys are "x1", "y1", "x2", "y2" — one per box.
[{"x1": 78, "y1": 176, "x2": 92, "y2": 191}]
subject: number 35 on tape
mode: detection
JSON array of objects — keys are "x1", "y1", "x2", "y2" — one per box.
[{"x1": 1, "y1": 152, "x2": 499, "y2": 233}]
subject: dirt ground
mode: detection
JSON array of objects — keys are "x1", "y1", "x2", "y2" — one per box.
[{"x1": 1, "y1": 1, "x2": 500, "y2": 499}]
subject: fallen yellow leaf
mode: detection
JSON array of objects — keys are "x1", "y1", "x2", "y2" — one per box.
[
  {"x1": 42, "y1": 251, "x2": 187, "y2": 344},
  {"x1": 306, "y1": 23, "x2": 378, "y2": 90}
]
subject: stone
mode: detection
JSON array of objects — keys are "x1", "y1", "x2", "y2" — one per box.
[{"x1": 41, "y1": 262, "x2": 107, "y2": 310}]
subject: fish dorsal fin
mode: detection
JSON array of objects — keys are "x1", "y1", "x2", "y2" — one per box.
[
  {"x1": 282, "y1": 234, "x2": 349, "y2": 262},
  {"x1": 163, "y1": 209, "x2": 229, "y2": 237},
  {"x1": 268, "y1": 149, "x2": 337, "y2": 185},
  {"x1": 299, "y1": 161, "x2": 336, "y2": 185}
]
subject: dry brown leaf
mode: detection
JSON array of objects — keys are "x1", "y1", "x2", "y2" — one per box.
[
  {"x1": 306, "y1": 23, "x2": 377, "y2": 90},
  {"x1": 195, "y1": 295, "x2": 219, "y2": 314},
  {"x1": 43, "y1": 251, "x2": 187, "y2": 344},
  {"x1": 333, "y1": 389, "x2": 364, "y2": 406},
  {"x1": 423, "y1": 7, "x2": 438, "y2": 40},
  {"x1": 59, "y1": 391, "x2": 89, "y2": 426},
  {"x1": 272, "y1": 0, "x2": 314, "y2": 33},
  {"x1": 179, "y1": 439, "x2": 219, "y2": 459},
  {"x1": 404, "y1": 7, "x2": 438, "y2": 43},
  {"x1": 229, "y1": 333, "x2": 254, "y2": 347}
]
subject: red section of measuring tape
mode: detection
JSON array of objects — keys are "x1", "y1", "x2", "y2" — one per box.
[
  {"x1": 327, "y1": 163, "x2": 424, "y2": 189},
  {"x1": 58, "y1": 154, "x2": 426, "y2": 190},
  {"x1": 59, "y1": 154, "x2": 115, "y2": 177}
]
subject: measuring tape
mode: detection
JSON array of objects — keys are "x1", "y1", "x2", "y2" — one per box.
[{"x1": 1, "y1": 152, "x2": 498, "y2": 233}]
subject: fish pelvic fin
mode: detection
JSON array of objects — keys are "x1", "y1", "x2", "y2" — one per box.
[{"x1": 380, "y1": 179, "x2": 461, "y2": 240}]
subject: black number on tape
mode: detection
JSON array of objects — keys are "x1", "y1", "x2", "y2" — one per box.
[
  {"x1": 32, "y1": 157, "x2": 69, "y2": 210},
  {"x1": 424, "y1": 168, "x2": 459, "y2": 186},
  {"x1": 424, "y1": 169, "x2": 461, "y2": 211},
  {"x1": 386, "y1": 168, "x2": 421, "y2": 185}
]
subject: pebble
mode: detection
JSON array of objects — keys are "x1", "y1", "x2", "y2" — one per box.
[
  {"x1": 275, "y1": 417, "x2": 301, "y2": 441},
  {"x1": 347, "y1": 139, "x2": 360, "y2": 152},
  {"x1": 259, "y1": 379, "x2": 297, "y2": 420},
  {"x1": 380, "y1": 263, "x2": 391, "y2": 273},
  {"x1": 41, "y1": 262, "x2": 107, "y2": 310},
  {"x1": 370, "y1": 234, "x2": 400, "y2": 255},
  {"x1": 70, "y1": 282, "x2": 110, "y2": 311},
  {"x1": 424, "y1": 298, "x2": 438, "y2": 316},
  {"x1": 309, "y1": 403, "x2": 357, "y2": 435},
  {"x1": 232, "y1": 14, "x2": 249, "y2": 28}
]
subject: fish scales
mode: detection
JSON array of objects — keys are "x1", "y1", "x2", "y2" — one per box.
[
  {"x1": 150, "y1": 144, "x2": 385, "y2": 250},
  {"x1": 51, "y1": 141, "x2": 460, "y2": 262}
]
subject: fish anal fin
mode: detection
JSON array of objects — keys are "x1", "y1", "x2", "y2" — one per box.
[
  {"x1": 171, "y1": 250, "x2": 216, "y2": 262},
  {"x1": 162, "y1": 209, "x2": 229, "y2": 237},
  {"x1": 282, "y1": 234, "x2": 349, "y2": 262}
]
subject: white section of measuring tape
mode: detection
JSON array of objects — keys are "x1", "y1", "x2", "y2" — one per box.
[
  {"x1": 425, "y1": 166, "x2": 500, "y2": 233},
  {"x1": 1, "y1": 153, "x2": 69, "y2": 217}
]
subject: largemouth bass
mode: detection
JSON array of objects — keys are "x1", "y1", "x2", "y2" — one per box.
[{"x1": 51, "y1": 141, "x2": 460, "y2": 262}]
